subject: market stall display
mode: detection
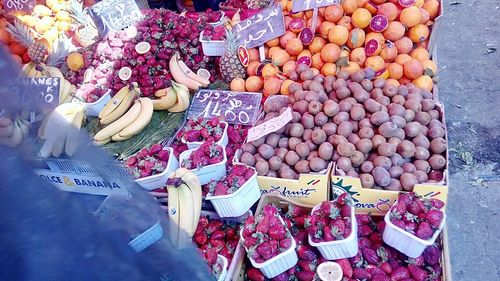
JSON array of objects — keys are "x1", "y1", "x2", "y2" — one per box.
[{"x1": 0, "y1": 0, "x2": 451, "y2": 279}]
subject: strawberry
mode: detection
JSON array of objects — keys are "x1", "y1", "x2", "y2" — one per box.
[
  {"x1": 296, "y1": 245, "x2": 318, "y2": 261},
  {"x1": 405, "y1": 222, "x2": 417, "y2": 233},
  {"x1": 398, "y1": 192, "x2": 415, "y2": 206},
  {"x1": 392, "y1": 202, "x2": 407, "y2": 216},
  {"x1": 366, "y1": 264, "x2": 385, "y2": 275},
  {"x1": 336, "y1": 258, "x2": 353, "y2": 278},
  {"x1": 272, "y1": 272, "x2": 289, "y2": 281},
  {"x1": 362, "y1": 247, "x2": 380, "y2": 265},
  {"x1": 294, "y1": 216, "x2": 307, "y2": 228},
  {"x1": 357, "y1": 214, "x2": 372, "y2": 224},
  {"x1": 372, "y1": 273, "x2": 391, "y2": 281},
  {"x1": 255, "y1": 216, "x2": 270, "y2": 234},
  {"x1": 225, "y1": 228, "x2": 236, "y2": 240},
  {"x1": 353, "y1": 268, "x2": 372, "y2": 280},
  {"x1": 193, "y1": 232, "x2": 208, "y2": 246},
  {"x1": 204, "y1": 247, "x2": 218, "y2": 265},
  {"x1": 426, "y1": 209, "x2": 443, "y2": 228},
  {"x1": 148, "y1": 143, "x2": 163, "y2": 156},
  {"x1": 380, "y1": 262, "x2": 393, "y2": 275},
  {"x1": 323, "y1": 226, "x2": 335, "y2": 242},
  {"x1": 268, "y1": 224, "x2": 287, "y2": 240},
  {"x1": 330, "y1": 219, "x2": 346, "y2": 235},
  {"x1": 422, "y1": 244, "x2": 441, "y2": 266},
  {"x1": 244, "y1": 168, "x2": 255, "y2": 180},
  {"x1": 206, "y1": 220, "x2": 223, "y2": 234},
  {"x1": 246, "y1": 268, "x2": 265, "y2": 281},
  {"x1": 390, "y1": 266, "x2": 410, "y2": 280},
  {"x1": 429, "y1": 198, "x2": 445, "y2": 209},
  {"x1": 359, "y1": 237, "x2": 373, "y2": 249},
  {"x1": 210, "y1": 230, "x2": 225, "y2": 241},
  {"x1": 209, "y1": 239, "x2": 225, "y2": 251},
  {"x1": 369, "y1": 232, "x2": 382, "y2": 243},
  {"x1": 286, "y1": 205, "x2": 307, "y2": 218},
  {"x1": 358, "y1": 224, "x2": 374, "y2": 237},
  {"x1": 408, "y1": 201, "x2": 423, "y2": 215},
  {"x1": 231, "y1": 164, "x2": 247, "y2": 176},
  {"x1": 296, "y1": 270, "x2": 316, "y2": 281},
  {"x1": 341, "y1": 205, "x2": 352, "y2": 218},
  {"x1": 390, "y1": 218, "x2": 406, "y2": 230},
  {"x1": 416, "y1": 221, "x2": 433, "y2": 240},
  {"x1": 257, "y1": 241, "x2": 276, "y2": 260},
  {"x1": 279, "y1": 237, "x2": 292, "y2": 250},
  {"x1": 269, "y1": 216, "x2": 282, "y2": 228},
  {"x1": 407, "y1": 255, "x2": 425, "y2": 267},
  {"x1": 298, "y1": 259, "x2": 317, "y2": 271},
  {"x1": 408, "y1": 265, "x2": 428, "y2": 281}
]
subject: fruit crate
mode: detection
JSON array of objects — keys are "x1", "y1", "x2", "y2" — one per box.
[
  {"x1": 200, "y1": 31, "x2": 225, "y2": 57},
  {"x1": 231, "y1": 194, "x2": 453, "y2": 281}
]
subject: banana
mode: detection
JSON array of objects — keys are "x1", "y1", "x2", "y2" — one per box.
[
  {"x1": 168, "y1": 81, "x2": 190, "y2": 113},
  {"x1": 38, "y1": 115, "x2": 49, "y2": 139},
  {"x1": 167, "y1": 180, "x2": 181, "y2": 247},
  {"x1": 93, "y1": 101, "x2": 142, "y2": 142},
  {"x1": 0, "y1": 117, "x2": 11, "y2": 127},
  {"x1": 64, "y1": 109, "x2": 85, "y2": 156},
  {"x1": 0, "y1": 122, "x2": 14, "y2": 138},
  {"x1": 0, "y1": 122, "x2": 22, "y2": 147},
  {"x1": 58, "y1": 79, "x2": 72, "y2": 104},
  {"x1": 169, "y1": 53, "x2": 203, "y2": 90},
  {"x1": 99, "y1": 87, "x2": 138, "y2": 125},
  {"x1": 177, "y1": 182, "x2": 196, "y2": 237},
  {"x1": 118, "y1": 97, "x2": 153, "y2": 138},
  {"x1": 177, "y1": 169, "x2": 202, "y2": 234},
  {"x1": 176, "y1": 59, "x2": 210, "y2": 87},
  {"x1": 93, "y1": 137, "x2": 111, "y2": 146},
  {"x1": 17, "y1": 119, "x2": 30, "y2": 139},
  {"x1": 111, "y1": 132, "x2": 132, "y2": 141},
  {"x1": 98, "y1": 84, "x2": 133, "y2": 119},
  {"x1": 152, "y1": 87, "x2": 177, "y2": 110}
]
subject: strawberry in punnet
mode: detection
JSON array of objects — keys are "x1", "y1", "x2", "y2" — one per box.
[
  {"x1": 246, "y1": 267, "x2": 265, "y2": 281},
  {"x1": 388, "y1": 192, "x2": 445, "y2": 240},
  {"x1": 124, "y1": 143, "x2": 170, "y2": 179},
  {"x1": 182, "y1": 116, "x2": 226, "y2": 143},
  {"x1": 205, "y1": 165, "x2": 256, "y2": 196},
  {"x1": 199, "y1": 247, "x2": 225, "y2": 280},
  {"x1": 181, "y1": 140, "x2": 224, "y2": 169}
]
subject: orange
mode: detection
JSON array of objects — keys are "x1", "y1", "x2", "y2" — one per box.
[
  {"x1": 347, "y1": 28, "x2": 365, "y2": 49},
  {"x1": 395, "y1": 54, "x2": 412, "y2": 65},
  {"x1": 318, "y1": 21, "x2": 335, "y2": 39},
  {"x1": 285, "y1": 38, "x2": 303, "y2": 56},
  {"x1": 263, "y1": 77, "x2": 282, "y2": 96},
  {"x1": 262, "y1": 64, "x2": 279, "y2": 78},
  {"x1": 230, "y1": 78, "x2": 246, "y2": 91},
  {"x1": 325, "y1": 4, "x2": 344, "y2": 23},
  {"x1": 352, "y1": 8, "x2": 372, "y2": 28},
  {"x1": 337, "y1": 16, "x2": 353, "y2": 32},
  {"x1": 395, "y1": 37, "x2": 414, "y2": 54},
  {"x1": 380, "y1": 43, "x2": 398, "y2": 62},
  {"x1": 341, "y1": 61, "x2": 361, "y2": 74},
  {"x1": 282, "y1": 60, "x2": 296, "y2": 74},
  {"x1": 280, "y1": 79, "x2": 294, "y2": 95},
  {"x1": 266, "y1": 37, "x2": 280, "y2": 47},
  {"x1": 0, "y1": 29, "x2": 13, "y2": 44},
  {"x1": 268, "y1": 46, "x2": 282, "y2": 58},
  {"x1": 350, "y1": 47, "x2": 367, "y2": 66},
  {"x1": 403, "y1": 59, "x2": 424, "y2": 80},
  {"x1": 420, "y1": 8, "x2": 430, "y2": 24},
  {"x1": 311, "y1": 53, "x2": 325, "y2": 70},
  {"x1": 377, "y1": 3, "x2": 398, "y2": 21},
  {"x1": 67, "y1": 52, "x2": 84, "y2": 71},
  {"x1": 307, "y1": 15, "x2": 323, "y2": 32},
  {"x1": 383, "y1": 21, "x2": 405, "y2": 41},
  {"x1": 320, "y1": 43, "x2": 341, "y2": 63},
  {"x1": 290, "y1": 11, "x2": 304, "y2": 19},
  {"x1": 413, "y1": 75, "x2": 433, "y2": 91},
  {"x1": 410, "y1": 47, "x2": 430, "y2": 61},
  {"x1": 386, "y1": 78, "x2": 400, "y2": 87},
  {"x1": 364, "y1": 55, "x2": 385, "y2": 72},
  {"x1": 365, "y1": 32, "x2": 385, "y2": 46},
  {"x1": 328, "y1": 25, "x2": 349, "y2": 46},
  {"x1": 342, "y1": 0, "x2": 359, "y2": 15},
  {"x1": 245, "y1": 76, "x2": 263, "y2": 92},
  {"x1": 423, "y1": 0, "x2": 440, "y2": 20},
  {"x1": 271, "y1": 49, "x2": 291, "y2": 67},
  {"x1": 309, "y1": 36, "x2": 326, "y2": 54},
  {"x1": 248, "y1": 48, "x2": 259, "y2": 62},
  {"x1": 280, "y1": 31, "x2": 297, "y2": 49},
  {"x1": 408, "y1": 24, "x2": 430, "y2": 43},
  {"x1": 247, "y1": 61, "x2": 260, "y2": 76},
  {"x1": 297, "y1": 49, "x2": 312, "y2": 59},
  {"x1": 422, "y1": 59, "x2": 437, "y2": 74},
  {"x1": 305, "y1": 10, "x2": 314, "y2": 19},
  {"x1": 400, "y1": 7, "x2": 422, "y2": 28},
  {"x1": 388, "y1": 63, "x2": 403, "y2": 79},
  {"x1": 321, "y1": 63, "x2": 337, "y2": 76}
]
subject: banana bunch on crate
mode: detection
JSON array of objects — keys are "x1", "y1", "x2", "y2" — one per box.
[{"x1": 0, "y1": 114, "x2": 30, "y2": 147}]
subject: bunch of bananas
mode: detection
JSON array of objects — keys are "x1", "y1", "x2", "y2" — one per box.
[
  {"x1": 169, "y1": 52, "x2": 210, "y2": 90},
  {"x1": 166, "y1": 168, "x2": 202, "y2": 248},
  {"x1": 38, "y1": 103, "x2": 85, "y2": 158},
  {"x1": 152, "y1": 81, "x2": 190, "y2": 112},
  {"x1": 0, "y1": 115, "x2": 30, "y2": 147},
  {"x1": 94, "y1": 84, "x2": 153, "y2": 145},
  {"x1": 22, "y1": 62, "x2": 76, "y2": 104}
]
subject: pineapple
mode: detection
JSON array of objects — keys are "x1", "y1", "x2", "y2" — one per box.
[
  {"x1": 246, "y1": 0, "x2": 272, "y2": 9},
  {"x1": 220, "y1": 29, "x2": 246, "y2": 83},
  {"x1": 69, "y1": 0, "x2": 98, "y2": 48},
  {"x1": 6, "y1": 19, "x2": 50, "y2": 63}
]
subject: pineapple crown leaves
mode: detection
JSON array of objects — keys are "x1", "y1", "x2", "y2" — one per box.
[
  {"x1": 70, "y1": 0, "x2": 89, "y2": 25},
  {"x1": 46, "y1": 38, "x2": 77, "y2": 67},
  {"x1": 223, "y1": 28, "x2": 239, "y2": 53},
  {"x1": 6, "y1": 19, "x2": 35, "y2": 48}
]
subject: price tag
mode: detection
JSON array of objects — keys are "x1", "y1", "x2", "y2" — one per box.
[
  {"x1": 247, "y1": 107, "x2": 293, "y2": 142},
  {"x1": 292, "y1": 0, "x2": 341, "y2": 12},
  {"x1": 8, "y1": 77, "x2": 60, "y2": 110},
  {"x1": 88, "y1": 0, "x2": 143, "y2": 36},
  {"x1": 187, "y1": 90, "x2": 262, "y2": 125},
  {"x1": 233, "y1": 3, "x2": 285, "y2": 49},
  {"x1": 2, "y1": 0, "x2": 35, "y2": 13}
]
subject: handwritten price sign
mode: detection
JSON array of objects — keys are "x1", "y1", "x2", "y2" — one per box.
[
  {"x1": 247, "y1": 107, "x2": 293, "y2": 142},
  {"x1": 88, "y1": 0, "x2": 143, "y2": 36},
  {"x1": 234, "y1": 3, "x2": 285, "y2": 49},
  {"x1": 292, "y1": 0, "x2": 341, "y2": 12},
  {"x1": 2, "y1": 0, "x2": 35, "y2": 12},
  {"x1": 187, "y1": 90, "x2": 262, "y2": 125},
  {"x1": 9, "y1": 77, "x2": 60, "y2": 110}
]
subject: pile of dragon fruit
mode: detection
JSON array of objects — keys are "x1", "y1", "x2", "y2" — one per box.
[
  {"x1": 181, "y1": 140, "x2": 225, "y2": 170},
  {"x1": 243, "y1": 203, "x2": 443, "y2": 281},
  {"x1": 205, "y1": 164, "x2": 255, "y2": 196},
  {"x1": 125, "y1": 143, "x2": 169, "y2": 179},
  {"x1": 65, "y1": 9, "x2": 222, "y2": 102}
]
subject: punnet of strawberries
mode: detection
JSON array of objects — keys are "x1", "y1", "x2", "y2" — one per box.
[
  {"x1": 206, "y1": 164, "x2": 256, "y2": 196},
  {"x1": 194, "y1": 215, "x2": 241, "y2": 265},
  {"x1": 199, "y1": 248, "x2": 225, "y2": 280},
  {"x1": 306, "y1": 193, "x2": 354, "y2": 243},
  {"x1": 181, "y1": 140, "x2": 225, "y2": 169},
  {"x1": 124, "y1": 143, "x2": 170, "y2": 179},
  {"x1": 389, "y1": 192, "x2": 445, "y2": 240},
  {"x1": 201, "y1": 25, "x2": 226, "y2": 41},
  {"x1": 183, "y1": 116, "x2": 226, "y2": 143},
  {"x1": 242, "y1": 205, "x2": 294, "y2": 264}
]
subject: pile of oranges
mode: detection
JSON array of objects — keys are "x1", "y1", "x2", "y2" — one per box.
[
  {"x1": 0, "y1": 17, "x2": 30, "y2": 64},
  {"x1": 230, "y1": 0, "x2": 440, "y2": 95}
]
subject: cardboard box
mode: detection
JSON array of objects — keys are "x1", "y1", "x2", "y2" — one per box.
[{"x1": 427, "y1": 1, "x2": 444, "y2": 55}]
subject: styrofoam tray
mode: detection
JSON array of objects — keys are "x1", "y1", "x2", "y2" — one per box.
[
  {"x1": 179, "y1": 146, "x2": 227, "y2": 185},
  {"x1": 206, "y1": 167, "x2": 260, "y2": 218},
  {"x1": 308, "y1": 202, "x2": 358, "y2": 260},
  {"x1": 383, "y1": 199, "x2": 446, "y2": 258},
  {"x1": 75, "y1": 90, "x2": 111, "y2": 116},
  {"x1": 217, "y1": 255, "x2": 228, "y2": 281},
  {"x1": 183, "y1": 121, "x2": 229, "y2": 149},
  {"x1": 200, "y1": 31, "x2": 225, "y2": 57},
  {"x1": 135, "y1": 147, "x2": 179, "y2": 191}
]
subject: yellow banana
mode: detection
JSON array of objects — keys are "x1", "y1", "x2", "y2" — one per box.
[
  {"x1": 58, "y1": 79, "x2": 72, "y2": 104},
  {"x1": 38, "y1": 115, "x2": 49, "y2": 139},
  {"x1": 93, "y1": 137, "x2": 111, "y2": 146},
  {"x1": 152, "y1": 87, "x2": 177, "y2": 110},
  {"x1": 177, "y1": 182, "x2": 196, "y2": 237},
  {"x1": 94, "y1": 101, "x2": 142, "y2": 141},
  {"x1": 99, "y1": 84, "x2": 134, "y2": 119},
  {"x1": 167, "y1": 180, "x2": 181, "y2": 247},
  {"x1": 168, "y1": 81, "x2": 190, "y2": 113},
  {"x1": 0, "y1": 121, "x2": 22, "y2": 147},
  {"x1": 64, "y1": 109, "x2": 85, "y2": 156},
  {"x1": 169, "y1": 53, "x2": 202, "y2": 90},
  {"x1": 118, "y1": 97, "x2": 153, "y2": 138},
  {"x1": 180, "y1": 170, "x2": 202, "y2": 234},
  {"x1": 99, "y1": 87, "x2": 137, "y2": 125},
  {"x1": 0, "y1": 122, "x2": 14, "y2": 138},
  {"x1": 176, "y1": 59, "x2": 210, "y2": 87},
  {"x1": 17, "y1": 119, "x2": 30, "y2": 139},
  {"x1": 111, "y1": 132, "x2": 132, "y2": 141}
]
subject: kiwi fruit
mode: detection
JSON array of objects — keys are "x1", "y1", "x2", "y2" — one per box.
[
  {"x1": 428, "y1": 110, "x2": 440, "y2": 120},
  {"x1": 318, "y1": 142, "x2": 334, "y2": 160},
  {"x1": 293, "y1": 100, "x2": 309, "y2": 114},
  {"x1": 295, "y1": 143, "x2": 310, "y2": 158},
  {"x1": 370, "y1": 111, "x2": 390, "y2": 126},
  {"x1": 305, "y1": 91, "x2": 321, "y2": 102},
  {"x1": 310, "y1": 157, "x2": 328, "y2": 172},
  {"x1": 355, "y1": 139, "x2": 374, "y2": 154},
  {"x1": 264, "y1": 112, "x2": 278, "y2": 121},
  {"x1": 284, "y1": 150, "x2": 300, "y2": 166},
  {"x1": 414, "y1": 111, "x2": 431, "y2": 126},
  {"x1": 412, "y1": 134, "x2": 430, "y2": 149},
  {"x1": 311, "y1": 129, "x2": 327, "y2": 145},
  {"x1": 353, "y1": 89, "x2": 370, "y2": 103},
  {"x1": 372, "y1": 134, "x2": 387, "y2": 149},
  {"x1": 421, "y1": 99, "x2": 436, "y2": 112},
  {"x1": 301, "y1": 113, "x2": 315, "y2": 129},
  {"x1": 275, "y1": 148, "x2": 288, "y2": 160},
  {"x1": 251, "y1": 136, "x2": 266, "y2": 147},
  {"x1": 415, "y1": 147, "x2": 430, "y2": 160},
  {"x1": 360, "y1": 174, "x2": 375, "y2": 188},
  {"x1": 323, "y1": 100, "x2": 340, "y2": 116},
  {"x1": 400, "y1": 173, "x2": 418, "y2": 191},
  {"x1": 374, "y1": 156, "x2": 392, "y2": 170},
  {"x1": 332, "y1": 78, "x2": 346, "y2": 90},
  {"x1": 265, "y1": 133, "x2": 280, "y2": 148},
  {"x1": 414, "y1": 159, "x2": 431, "y2": 173},
  {"x1": 308, "y1": 101, "x2": 323, "y2": 115},
  {"x1": 404, "y1": 122, "x2": 422, "y2": 138},
  {"x1": 361, "y1": 161, "x2": 375, "y2": 173},
  {"x1": 397, "y1": 140, "x2": 416, "y2": 158},
  {"x1": 336, "y1": 86, "x2": 351, "y2": 100},
  {"x1": 288, "y1": 137, "x2": 301, "y2": 150},
  {"x1": 367, "y1": 152, "x2": 378, "y2": 162},
  {"x1": 255, "y1": 160, "x2": 269, "y2": 176},
  {"x1": 339, "y1": 100, "x2": 353, "y2": 112},
  {"x1": 391, "y1": 153, "x2": 404, "y2": 166},
  {"x1": 378, "y1": 143, "x2": 397, "y2": 157},
  {"x1": 337, "y1": 142, "x2": 356, "y2": 157},
  {"x1": 265, "y1": 170, "x2": 278, "y2": 177},
  {"x1": 428, "y1": 170, "x2": 444, "y2": 181},
  {"x1": 337, "y1": 121, "x2": 353, "y2": 137},
  {"x1": 379, "y1": 121, "x2": 398, "y2": 138},
  {"x1": 293, "y1": 160, "x2": 310, "y2": 174},
  {"x1": 372, "y1": 166, "x2": 391, "y2": 187},
  {"x1": 240, "y1": 152, "x2": 256, "y2": 166},
  {"x1": 371, "y1": 88, "x2": 383, "y2": 100},
  {"x1": 329, "y1": 135, "x2": 348, "y2": 146},
  {"x1": 402, "y1": 163, "x2": 416, "y2": 173},
  {"x1": 414, "y1": 170, "x2": 428, "y2": 183},
  {"x1": 364, "y1": 98, "x2": 382, "y2": 113},
  {"x1": 278, "y1": 137, "x2": 289, "y2": 148},
  {"x1": 388, "y1": 137, "x2": 402, "y2": 147},
  {"x1": 288, "y1": 82, "x2": 302, "y2": 95},
  {"x1": 428, "y1": 126, "x2": 445, "y2": 139},
  {"x1": 280, "y1": 168, "x2": 299, "y2": 180},
  {"x1": 429, "y1": 154, "x2": 446, "y2": 170},
  {"x1": 242, "y1": 143, "x2": 257, "y2": 154},
  {"x1": 389, "y1": 166, "x2": 404, "y2": 178},
  {"x1": 348, "y1": 134, "x2": 360, "y2": 144},
  {"x1": 289, "y1": 123, "x2": 305, "y2": 138},
  {"x1": 430, "y1": 138, "x2": 447, "y2": 154},
  {"x1": 385, "y1": 179, "x2": 403, "y2": 191},
  {"x1": 350, "y1": 151, "x2": 365, "y2": 167},
  {"x1": 254, "y1": 154, "x2": 264, "y2": 162},
  {"x1": 350, "y1": 105, "x2": 366, "y2": 121},
  {"x1": 383, "y1": 84, "x2": 398, "y2": 97},
  {"x1": 333, "y1": 112, "x2": 350, "y2": 124},
  {"x1": 404, "y1": 110, "x2": 416, "y2": 122},
  {"x1": 315, "y1": 112, "x2": 329, "y2": 126},
  {"x1": 307, "y1": 150, "x2": 319, "y2": 161},
  {"x1": 373, "y1": 78, "x2": 386, "y2": 89},
  {"x1": 358, "y1": 127, "x2": 375, "y2": 139},
  {"x1": 322, "y1": 123, "x2": 337, "y2": 135},
  {"x1": 300, "y1": 69, "x2": 315, "y2": 81},
  {"x1": 337, "y1": 156, "x2": 352, "y2": 172},
  {"x1": 268, "y1": 156, "x2": 283, "y2": 171},
  {"x1": 392, "y1": 95, "x2": 406, "y2": 105},
  {"x1": 349, "y1": 70, "x2": 364, "y2": 82},
  {"x1": 387, "y1": 103, "x2": 406, "y2": 117},
  {"x1": 376, "y1": 96, "x2": 391, "y2": 107},
  {"x1": 393, "y1": 128, "x2": 406, "y2": 140},
  {"x1": 302, "y1": 127, "x2": 313, "y2": 140},
  {"x1": 309, "y1": 80, "x2": 324, "y2": 92},
  {"x1": 397, "y1": 85, "x2": 409, "y2": 97},
  {"x1": 258, "y1": 144, "x2": 274, "y2": 160},
  {"x1": 390, "y1": 115, "x2": 406, "y2": 128}
]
